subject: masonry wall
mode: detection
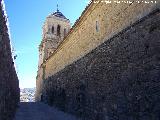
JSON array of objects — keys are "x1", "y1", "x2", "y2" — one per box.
[
  {"x1": 42, "y1": 9, "x2": 160, "y2": 120},
  {"x1": 44, "y1": 1, "x2": 160, "y2": 78},
  {"x1": 0, "y1": 2, "x2": 20, "y2": 120},
  {"x1": 36, "y1": 1, "x2": 160, "y2": 101}
]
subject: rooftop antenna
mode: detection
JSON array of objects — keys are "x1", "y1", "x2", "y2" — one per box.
[{"x1": 57, "y1": 0, "x2": 59, "y2": 12}]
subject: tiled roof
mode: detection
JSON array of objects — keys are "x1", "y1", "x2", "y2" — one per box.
[{"x1": 52, "y1": 10, "x2": 68, "y2": 20}]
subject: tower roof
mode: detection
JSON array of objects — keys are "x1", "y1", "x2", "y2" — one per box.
[{"x1": 51, "y1": 9, "x2": 68, "y2": 20}]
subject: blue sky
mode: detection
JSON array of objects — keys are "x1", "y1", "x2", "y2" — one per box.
[{"x1": 4, "y1": 0, "x2": 88, "y2": 88}]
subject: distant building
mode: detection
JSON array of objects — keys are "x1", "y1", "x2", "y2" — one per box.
[{"x1": 20, "y1": 88, "x2": 35, "y2": 102}]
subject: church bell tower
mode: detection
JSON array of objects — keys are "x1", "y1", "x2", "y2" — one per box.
[{"x1": 38, "y1": 6, "x2": 71, "y2": 68}]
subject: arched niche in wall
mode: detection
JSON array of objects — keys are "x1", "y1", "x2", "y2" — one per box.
[
  {"x1": 52, "y1": 26, "x2": 54, "y2": 34},
  {"x1": 64, "y1": 28, "x2": 66, "y2": 37},
  {"x1": 96, "y1": 21, "x2": 99, "y2": 32},
  {"x1": 57, "y1": 24, "x2": 61, "y2": 36}
]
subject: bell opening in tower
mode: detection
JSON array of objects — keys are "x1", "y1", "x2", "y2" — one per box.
[{"x1": 57, "y1": 24, "x2": 61, "y2": 36}]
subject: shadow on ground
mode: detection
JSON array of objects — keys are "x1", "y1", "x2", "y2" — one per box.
[{"x1": 14, "y1": 102, "x2": 80, "y2": 120}]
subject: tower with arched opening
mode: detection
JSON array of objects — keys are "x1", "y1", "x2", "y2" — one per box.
[
  {"x1": 36, "y1": 8, "x2": 71, "y2": 101},
  {"x1": 38, "y1": 8, "x2": 71, "y2": 67}
]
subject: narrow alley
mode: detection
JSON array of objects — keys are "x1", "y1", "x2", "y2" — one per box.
[{"x1": 14, "y1": 102, "x2": 80, "y2": 120}]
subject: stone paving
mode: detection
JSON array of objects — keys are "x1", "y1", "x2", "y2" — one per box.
[{"x1": 14, "y1": 102, "x2": 80, "y2": 120}]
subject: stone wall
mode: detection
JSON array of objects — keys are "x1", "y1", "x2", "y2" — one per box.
[
  {"x1": 0, "y1": 2, "x2": 20, "y2": 120},
  {"x1": 42, "y1": 9, "x2": 160, "y2": 120},
  {"x1": 44, "y1": 1, "x2": 159, "y2": 78},
  {"x1": 36, "y1": 1, "x2": 160, "y2": 101}
]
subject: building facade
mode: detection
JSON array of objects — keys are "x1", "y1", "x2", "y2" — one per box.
[{"x1": 36, "y1": 1, "x2": 160, "y2": 119}]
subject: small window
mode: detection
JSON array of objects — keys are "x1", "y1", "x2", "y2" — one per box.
[
  {"x1": 64, "y1": 28, "x2": 66, "y2": 37},
  {"x1": 48, "y1": 27, "x2": 51, "y2": 34},
  {"x1": 57, "y1": 25, "x2": 61, "y2": 36},
  {"x1": 96, "y1": 21, "x2": 99, "y2": 32},
  {"x1": 52, "y1": 26, "x2": 54, "y2": 34}
]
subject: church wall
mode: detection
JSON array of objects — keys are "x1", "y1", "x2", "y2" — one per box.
[
  {"x1": 35, "y1": 67, "x2": 44, "y2": 101},
  {"x1": 42, "y1": 9, "x2": 160, "y2": 120},
  {"x1": 44, "y1": 1, "x2": 160, "y2": 79}
]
